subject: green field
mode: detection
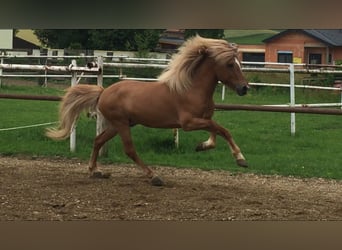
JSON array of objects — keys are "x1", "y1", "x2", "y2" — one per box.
[
  {"x1": 1, "y1": 81, "x2": 341, "y2": 180},
  {"x1": 224, "y1": 29, "x2": 280, "y2": 44}
]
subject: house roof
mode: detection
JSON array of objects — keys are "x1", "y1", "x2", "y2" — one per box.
[
  {"x1": 303, "y1": 30, "x2": 342, "y2": 46},
  {"x1": 13, "y1": 36, "x2": 41, "y2": 49},
  {"x1": 16, "y1": 29, "x2": 42, "y2": 47},
  {"x1": 263, "y1": 29, "x2": 342, "y2": 47},
  {"x1": 158, "y1": 37, "x2": 184, "y2": 46}
]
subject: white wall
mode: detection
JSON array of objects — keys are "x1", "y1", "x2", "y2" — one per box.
[
  {"x1": 93, "y1": 50, "x2": 168, "y2": 60},
  {"x1": 0, "y1": 29, "x2": 13, "y2": 49}
]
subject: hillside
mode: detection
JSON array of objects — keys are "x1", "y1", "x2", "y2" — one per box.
[
  {"x1": 15, "y1": 29, "x2": 280, "y2": 49},
  {"x1": 224, "y1": 29, "x2": 280, "y2": 45}
]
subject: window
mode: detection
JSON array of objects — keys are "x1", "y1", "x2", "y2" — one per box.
[
  {"x1": 242, "y1": 52, "x2": 265, "y2": 67},
  {"x1": 309, "y1": 53, "x2": 322, "y2": 64},
  {"x1": 277, "y1": 51, "x2": 293, "y2": 63},
  {"x1": 106, "y1": 51, "x2": 113, "y2": 61},
  {"x1": 242, "y1": 52, "x2": 265, "y2": 62}
]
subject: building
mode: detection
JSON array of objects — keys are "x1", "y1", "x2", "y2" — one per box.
[
  {"x1": 12, "y1": 36, "x2": 41, "y2": 56},
  {"x1": 156, "y1": 29, "x2": 185, "y2": 53},
  {"x1": 264, "y1": 29, "x2": 342, "y2": 65},
  {"x1": 238, "y1": 29, "x2": 342, "y2": 65},
  {"x1": 238, "y1": 44, "x2": 265, "y2": 63},
  {"x1": 0, "y1": 30, "x2": 13, "y2": 50},
  {"x1": 0, "y1": 29, "x2": 41, "y2": 56}
]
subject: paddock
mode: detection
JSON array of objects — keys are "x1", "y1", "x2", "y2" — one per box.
[
  {"x1": 1, "y1": 56, "x2": 342, "y2": 220},
  {"x1": 1, "y1": 155, "x2": 341, "y2": 220}
]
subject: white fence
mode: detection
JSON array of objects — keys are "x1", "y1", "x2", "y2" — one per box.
[
  {"x1": 0, "y1": 55, "x2": 104, "y2": 152},
  {"x1": 1, "y1": 55, "x2": 342, "y2": 152},
  {"x1": 227, "y1": 61, "x2": 342, "y2": 135}
]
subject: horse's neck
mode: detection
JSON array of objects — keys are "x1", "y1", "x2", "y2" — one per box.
[{"x1": 190, "y1": 60, "x2": 218, "y2": 100}]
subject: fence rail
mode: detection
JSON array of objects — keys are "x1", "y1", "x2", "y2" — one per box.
[
  {"x1": 214, "y1": 104, "x2": 342, "y2": 115},
  {"x1": 0, "y1": 93, "x2": 62, "y2": 101},
  {"x1": 0, "y1": 63, "x2": 101, "y2": 73}
]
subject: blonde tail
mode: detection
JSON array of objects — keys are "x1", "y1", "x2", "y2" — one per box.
[{"x1": 46, "y1": 84, "x2": 104, "y2": 140}]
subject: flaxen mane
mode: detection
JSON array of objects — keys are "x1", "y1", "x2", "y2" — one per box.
[{"x1": 158, "y1": 35, "x2": 238, "y2": 93}]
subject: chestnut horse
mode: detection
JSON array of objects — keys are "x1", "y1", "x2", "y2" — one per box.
[{"x1": 46, "y1": 35, "x2": 249, "y2": 186}]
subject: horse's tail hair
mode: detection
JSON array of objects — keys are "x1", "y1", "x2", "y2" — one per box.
[{"x1": 46, "y1": 84, "x2": 104, "y2": 140}]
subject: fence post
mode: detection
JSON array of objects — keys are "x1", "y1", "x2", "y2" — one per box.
[
  {"x1": 289, "y1": 63, "x2": 296, "y2": 135},
  {"x1": 44, "y1": 61, "x2": 48, "y2": 87},
  {"x1": 70, "y1": 59, "x2": 77, "y2": 152},
  {"x1": 340, "y1": 87, "x2": 342, "y2": 110},
  {"x1": 0, "y1": 52, "x2": 4, "y2": 88},
  {"x1": 97, "y1": 56, "x2": 108, "y2": 156},
  {"x1": 173, "y1": 128, "x2": 179, "y2": 148}
]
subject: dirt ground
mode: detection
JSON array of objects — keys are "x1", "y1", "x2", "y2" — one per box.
[{"x1": 1, "y1": 155, "x2": 341, "y2": 221}]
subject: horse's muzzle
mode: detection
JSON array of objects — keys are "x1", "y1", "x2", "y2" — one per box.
[{"x1": 236, "y1": 84, "x2": 249, "y2": 96}]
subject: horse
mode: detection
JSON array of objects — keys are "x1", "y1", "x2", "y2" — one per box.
[{"x1": 46, "y1": 35, "x2": 249, "y2": 186}]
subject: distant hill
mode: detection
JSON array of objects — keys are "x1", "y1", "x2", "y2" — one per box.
[
  {"x1": 224, "y1": 30, "x2": 281, "y2": 45},
  {"x1": 15, "y1": 29, "x2": 280, "y2": 50}
]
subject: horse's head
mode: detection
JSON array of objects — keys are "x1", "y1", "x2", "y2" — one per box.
[
  {"x1": 158, "y1": 36, "x2": 249, "y2": 95},
  {"x1": 214, "y1": 56, "x2": 249, "y2": 96}
]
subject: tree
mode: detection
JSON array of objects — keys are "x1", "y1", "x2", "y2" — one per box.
[
  {"x1": 184, "y1": 29, "x2": 225, "y2": 39},
  {"x1": 34, "y1": 30, "x2": 91, "y2": 49},
  {"x1": 133, "y1": 30, "x2": 162, "y2": 57},
  {"x1": 87, "y1": 29, "x2": 135, "y2": 50},
  {"x1": 34, "y1": 29, "x2": 163, "y2": 52}
]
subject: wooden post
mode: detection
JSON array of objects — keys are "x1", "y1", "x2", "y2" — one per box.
[
  {"x1": 97, "y1": 56, "x2": 108, "y2": 156},
  {"x1": 289, "y1": 64, "x2": 296, "y2": 136},
  {"x1": 221, "y1": 84, "x2": 225, "y2": 101},
  {"x1": 70, "y1": 59, "x2": 77, "y2": 152},
  {"x1": 0, "y1": 52, "x2": 4, "y2": 88},
  {"x1": 173, "y1": 128, "x2": 179, "y2": 148}
]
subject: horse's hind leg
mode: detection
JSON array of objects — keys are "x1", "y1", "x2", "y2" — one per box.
[
  {"x1": 118, "y1": 125, "x2": 164, "y2": 186},
  {"x1": 89, "y1": 126, "x2": 117, "y2": 178}
]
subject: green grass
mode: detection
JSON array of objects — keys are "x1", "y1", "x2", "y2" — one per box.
[
  {"x1": 224, "y1": 30, "x2": 280, "y2": 38},
  {"x1": 227, "y1": 33, "x2": 275, "y2": 45},
  {"x1": 1, "y1": 84, "x2": 342, "y2": 180},
  {"x1": 224, "y1": 30, "x2": 280, "y2": 44}
]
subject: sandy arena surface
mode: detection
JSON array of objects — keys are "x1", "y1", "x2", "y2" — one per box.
[{"x1": 0, "y1": 156, "x2": 341, "y2": 221}]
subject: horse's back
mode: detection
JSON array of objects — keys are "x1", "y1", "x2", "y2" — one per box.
[
  {"x1": 98, "y1": 80, "x2": 180, "y2": 128},
  {"x1": 100, "y1": 80, "x2": 171, "y2": 104}
]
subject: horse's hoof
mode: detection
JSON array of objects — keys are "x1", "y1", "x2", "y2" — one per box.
[
  {"x1": 195, "y1": 143, "x2": 205, "y2": 152},
  {"x1": 151, "y1": 176, "x2": 164, "y2": 186},
  {"x1": 236, "y1": 159, "x2": 248, "y2": 168},
  {"x1": 90, "y1": 171, "x2": 111, "y2": 179},
  {"x1": 195, "y1": 143, "x2": 214, "y2": 152}
]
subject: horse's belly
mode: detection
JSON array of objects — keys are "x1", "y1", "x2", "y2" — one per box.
[{"x1": 129, "y1": 105, "x2": 180, "y2": 128}]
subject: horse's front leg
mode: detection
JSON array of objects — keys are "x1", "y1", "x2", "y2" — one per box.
[
  {"x1": 181, "y1": 117, "x2": 248, "y2": 168},
  {"x1": 222, "y1": 132, "x2": 248, "y2": 168},
  {"x1": 195, "y1": 132, "x2": 216, "y2": 152},
  {"x1": 211, "y1": 124, "x2": 248, "y2": 167}
]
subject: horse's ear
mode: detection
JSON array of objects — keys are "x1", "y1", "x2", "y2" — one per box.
[{"x1": 198, "y1": 46, "x2": 208, "y2": 55}]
